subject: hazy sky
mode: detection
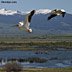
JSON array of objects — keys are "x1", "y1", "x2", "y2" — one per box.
[{"x1": 0, "y1": 0, "x2": 72, "y2": 14}]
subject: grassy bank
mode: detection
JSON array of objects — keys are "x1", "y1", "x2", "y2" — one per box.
[
  {"x1": 0, "y1": 67, "x2": 72, "y2": 72},
  {"x1": 23, "y1": 67, "x2": 72, "y2": 72},
  {"x1": 0, "y1": 40, "x2": 72, "y2": 50},
  {"x1": 22, "y1": 67, "x2": 72, "y2": 72},
  {"x1": 0, "y1": 36, "x2": 72, "y2": 50}
]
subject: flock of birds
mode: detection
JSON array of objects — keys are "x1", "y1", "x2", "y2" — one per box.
[{"x1": 16, "y1": 9, "x2": 66, "y2": 33}]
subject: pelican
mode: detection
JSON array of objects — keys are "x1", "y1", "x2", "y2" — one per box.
[
  {"x1": 17, "y1": 10, "x2": 35, "y2": 33},
  {"x1": 48, "y1": 9, "x2": 66, "y2": 20}
]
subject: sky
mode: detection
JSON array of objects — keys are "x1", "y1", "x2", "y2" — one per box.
[{"x1": 0, "y1": 0, "x2": 72, "y2": 14}]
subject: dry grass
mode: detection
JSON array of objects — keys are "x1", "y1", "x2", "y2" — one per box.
[{"x1": 19, "y1": 68, "x2": 72, "y2": 72}]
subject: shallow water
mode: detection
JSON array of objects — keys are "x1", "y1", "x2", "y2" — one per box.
[{"x1": 0, "y1": 50, "x2": 72, "y2": 68}]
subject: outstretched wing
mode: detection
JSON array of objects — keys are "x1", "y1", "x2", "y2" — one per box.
[
  {"x1": 24, "y1": 10, "x2": 35, "y2": 30},
  {"x1": 48, "y1": 14, "x2": 57, "y2": 20}
]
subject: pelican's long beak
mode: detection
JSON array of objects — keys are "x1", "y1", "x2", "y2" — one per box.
[
  {"x1": 11, "y1": 24, "x2": 24, "y2": 30},
  {"x1": 10, "y1": 24, "x2": 18, "y2": 28}
]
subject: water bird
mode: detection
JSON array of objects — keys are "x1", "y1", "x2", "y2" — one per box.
[
  {"x1": 48, "y1": 9, "x2": 66, "y2": 20},
  {"x1": 17, "y1": 10, "x2": 35, "y2": 33}
]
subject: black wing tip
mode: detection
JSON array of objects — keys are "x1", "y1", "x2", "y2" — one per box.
[
  {"x1": 47, "y1": 14, "x2": 57, "y2": 21},
  {"x1": 48, "y1": 17, "x2": 51, "y2": 20},
  {"x1": 28, "y1": 10, "x2": 35, "y2": 23},
  {"x1": 31, "y1": 10, "x2": 35, "y2": 14}
]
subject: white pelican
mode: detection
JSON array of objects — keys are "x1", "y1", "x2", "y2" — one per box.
[
  {"x1": 17, "y1": 10, "x2": 35, "y2": 33},
  {"x1": 48, "y1": 9, "x2": 66, "y2": 20}
]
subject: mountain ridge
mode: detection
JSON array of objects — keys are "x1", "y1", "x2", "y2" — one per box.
[
  {"x1": 0, "y1": 8, "x2": 72, "y2": 37},
  {"x1": 0, "y1": 8, "x2": 51, "y2": 15}
]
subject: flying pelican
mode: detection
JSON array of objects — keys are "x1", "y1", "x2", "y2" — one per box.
[
  {"x1": 48, "y1": 9, "x2": 66, "y2": 20},
  {"x1": 17, "y1": 10, "x2": 35, "y2": 33}
]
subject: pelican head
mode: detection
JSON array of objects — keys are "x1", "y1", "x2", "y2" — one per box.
[{"x1": 18, "y1": 22, "x2": 24, "y2": 27}]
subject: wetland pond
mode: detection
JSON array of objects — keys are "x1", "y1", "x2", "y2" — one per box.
[{"x1": 0, "y1": 49, "x2": 72, "y2": 68}]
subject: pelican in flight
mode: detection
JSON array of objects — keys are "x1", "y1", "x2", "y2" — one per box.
[
  {"x1": 48, "y1": 9, "x2": 66, "y2": 20},
  {"x1": 17, "y1": 10, "x2": 35, "y2": 33}
]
